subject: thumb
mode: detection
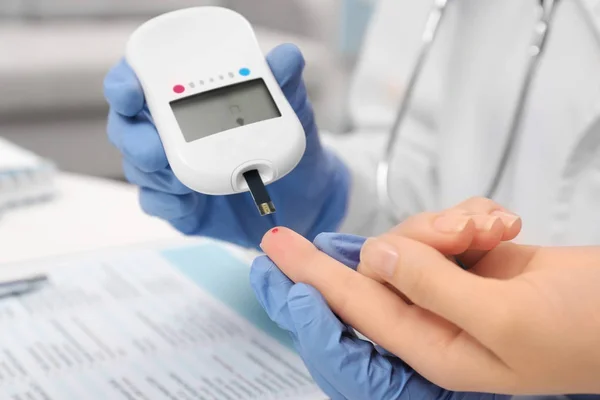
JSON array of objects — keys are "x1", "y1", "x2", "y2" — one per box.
[
  {"x1": 266, "y1": 43, "x2": 305, "y2": 103},
  {"x1": 103, "y1": 58, "x2": 145, "y2": 117},
  {"x1": 359, "y1": 236, "x2": 504, "y2": 340}
]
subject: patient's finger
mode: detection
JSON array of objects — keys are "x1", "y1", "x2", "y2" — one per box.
[
  {"x1": 450, "y1": 197, "x2": 522, "y2": 241},
  {"x1": 359, "y1": 211, "x2": 502, "y2": 282},
  {"x1": 406, "y1": 198, "x2": 521, "y2": 267},
  {"x1": 448, "y1": 198, "x2": 522, "y2": 265},
  {"x1": 360, "y1": 212, "x2": 474, "y2": 284},
  {"x1": 390, "y1": 211, "x2": 507, "y2": 253},
  {"x1": 468, "y1": 215, "x2": 505, "y2": 251},
  {"x1": 389, "y1": 212, "x2": 476, "y2": 253},
  {"x1": 359, "y1": 235, "x2": 517, "y2": 343},
  {"x1": 259, "y1": 227, "x2": 510, "y2": 390},
  {"x1": 260, "y1": 227, "x2": 447, "y2": 345}
]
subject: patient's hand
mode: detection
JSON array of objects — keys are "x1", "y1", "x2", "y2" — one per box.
[
  {"x1": 257, "y1": 197, "x2": 600, "y2": 396},
  {"x1": 354, "y1": 197, "x2": 521, "y2": 284}
]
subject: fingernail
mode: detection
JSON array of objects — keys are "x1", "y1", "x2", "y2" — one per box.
[
  {"x1": 491, "y1": 211, "x2": 521, "y2": 228},
  {"x1": 361, "y1": 238, "x2": 399, "y2": 278},
  {"x1": 473, "y1": 215, "x2": 501, "y2": 231},
  {"x1": 433, "y1": 214, "x2": 471, "y2": 233}
]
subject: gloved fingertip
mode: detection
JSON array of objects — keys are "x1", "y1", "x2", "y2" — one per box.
[
  {"x1": 103, "y1": 59, "x2": 145, "y2": 117},
  {"x1": 267, "y1": 43, "x2": 305, "y2": 69},
  {"x1": 312, "y1": 232, "x2": 337, "y2": 245},
  {"x1": 313, "y1": 233, "x2": 367, "y2": 270},
  {"x1": 267, "y1": 43, "x2": 305, "y2": 88},
  {"x1": 314, "y1": 233, "x2": 366, "y2": 249}
]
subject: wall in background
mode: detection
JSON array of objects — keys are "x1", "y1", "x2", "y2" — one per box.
[
  {"x1": 0, "y1": 0, "x2": 221, "y2": 18},
  {"x1": 339, "y1": 0, "x2": 376, "y2": 58}
]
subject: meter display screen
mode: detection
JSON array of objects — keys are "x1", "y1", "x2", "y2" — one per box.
[{"x1": 170, "y1": 78, "x2": 281, "y2": 142}]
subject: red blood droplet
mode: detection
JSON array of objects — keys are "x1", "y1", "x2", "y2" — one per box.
[{"x1": 271, "y1": 228, "x2": 279, "y2": 234}]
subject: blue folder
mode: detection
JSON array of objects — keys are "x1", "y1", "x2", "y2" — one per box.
[{"x1": 161, "y1": 243, "x2": 293, "y2": 350}]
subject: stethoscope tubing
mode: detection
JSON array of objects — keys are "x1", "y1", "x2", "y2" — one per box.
[{"x1": 377, "y1": 0, "x2": 562, "y2": 224}]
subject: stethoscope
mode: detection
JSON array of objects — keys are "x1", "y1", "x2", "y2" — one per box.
[{"x1": 377, "y1": 0, "x2": 563, "y2": 224}]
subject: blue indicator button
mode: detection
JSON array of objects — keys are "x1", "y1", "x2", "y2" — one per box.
[{"x1": 239, "y1": 68, "x2": 251, "y2": 76}]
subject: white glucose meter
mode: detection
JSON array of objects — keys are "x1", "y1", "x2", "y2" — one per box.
[{"x1": 125, "y1": 7, "x2": 306, "y2": 215}]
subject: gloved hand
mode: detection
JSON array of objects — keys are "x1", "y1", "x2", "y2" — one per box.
[
  {"x1": 103, "y1": 44, "x2": 350, "y2": 249},
  {"x1": 250, "y1": 232, "x2": 508, "y2": 400}
]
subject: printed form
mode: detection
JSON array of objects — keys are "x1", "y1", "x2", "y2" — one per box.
[{"x1": 0, "y1": 245, "x2": 325, "y2": 400}]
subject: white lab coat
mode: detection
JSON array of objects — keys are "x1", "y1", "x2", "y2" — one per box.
[{"x1": 326, "y1": 0, "x2": 600, "y2": 248}]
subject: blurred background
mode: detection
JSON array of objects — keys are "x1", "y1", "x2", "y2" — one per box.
[{"x1": 0, "y1": 0, "x2": 377, "y2": 180}]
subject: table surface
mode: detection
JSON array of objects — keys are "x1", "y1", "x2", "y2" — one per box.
[{"x1": 0, "y1": 173, "x2": 190, "y2": 266}]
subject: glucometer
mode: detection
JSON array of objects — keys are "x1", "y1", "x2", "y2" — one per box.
[{"x1": 125, "y1": 7, "x2": 306, "y2": 216}]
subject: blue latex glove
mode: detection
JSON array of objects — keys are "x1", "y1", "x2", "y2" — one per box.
[
  {"x1": 103, "y1": 44, "x2": 350, "y2": 249},
  {"x1": 249, "y1": 232, "x2": 508, "y2": 400}
]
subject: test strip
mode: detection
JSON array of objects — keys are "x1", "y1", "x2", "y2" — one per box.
[{"x1": 243, "y1": 170, "x2": 276, "y2": 216}]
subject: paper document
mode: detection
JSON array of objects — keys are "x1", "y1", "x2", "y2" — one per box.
[
  {"x1": 0, "y1": 137, "x2": 56, "y2": 211},
  {"x1": 0, "y1": 244, "x2": 325, "y2": 400}
]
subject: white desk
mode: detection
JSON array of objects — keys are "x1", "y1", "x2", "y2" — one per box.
[{"x1": 0, "y1": 173, "x2": 194, "y2": 266}]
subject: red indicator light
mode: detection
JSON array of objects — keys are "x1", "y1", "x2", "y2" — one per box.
[{"x1": 173, "y1": 85, "x2": 185, "y2": 94}]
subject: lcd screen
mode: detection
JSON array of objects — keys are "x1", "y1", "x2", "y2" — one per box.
[{"x1": 170, "y1": 78, "x2": 282, "y2": 142}]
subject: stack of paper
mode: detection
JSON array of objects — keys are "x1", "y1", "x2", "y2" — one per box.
[
  {"x1": 0, "y1": 240, "x2": 326, "y2": 400},
  {"x1": 0, "y1": 137, "x2": 57, "y2": 212}
]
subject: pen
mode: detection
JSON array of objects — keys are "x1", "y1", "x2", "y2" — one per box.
[{"x1": 0, "y1": 274, "x2": 48, "y2": 299}]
